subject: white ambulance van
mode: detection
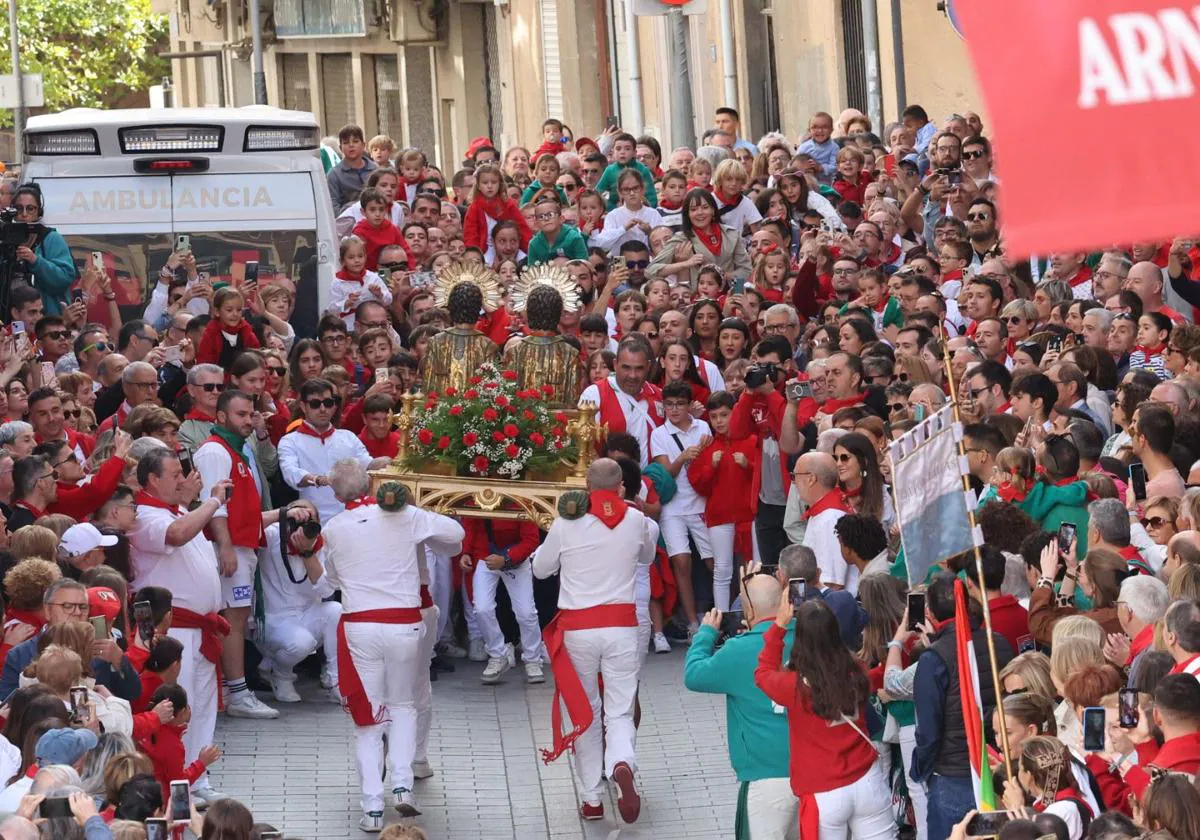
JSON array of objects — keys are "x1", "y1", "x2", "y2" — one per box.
[{"x1": 21, "y1": 106, "x2": 337, "y2": 336}]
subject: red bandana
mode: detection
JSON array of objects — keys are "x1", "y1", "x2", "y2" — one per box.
[
  {"x1": 336, "y1": 268, "x2": 365, "y2": 284},
  {"x1": 802, "y1": 488, "x2": 853, "y2": 520},
  {"x1": 185, "y1": 408, "x2": 215, "y2": 422},
  {"x1": 134, "y1": 490, "x2": 184, "y2": 515},
  {"x1": 658, "y1": 199, "x2": 682, "y2": 211},
  {"x1": 296, "y1": 422, "x2": 335, "y2": 442},
  {"x1": 695, "y1": 224, "x2": 723, "y2": 257},
  {"x1": 996, "y1": 481, "x2": 1028, "y2": 503},
  {"x1": 344, "y1": 496, "x2": 376, "y2": 511},
  {"x1": 589, "y1": 489, "x2": 628, "y2": 529}
]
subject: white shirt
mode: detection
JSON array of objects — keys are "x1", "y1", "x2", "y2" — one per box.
[
  {"x1": 328, "y1": 271, "x2": 393, "y2": 332},
  {"x1": 696, "y1": 357, "x2": 725, "y2": 392},
  {"x1": 278, "y1": 426, "x2": 373, "y2": 524},
  {"x1": 259, "y1": 522, "x2": 338, "y2": 617},
  {"x1": 650, "y1": 418, "x2": 712, "y2": 516},
  {"x1": 801, "y1": 506, "x2": 848, "y2": 589},
  {"x1": 128, "y1": 502, "x2": 222, "y2": 614},
  {"x1": 193, "y1": 437, "x2": 263, "y2": 522},
  {"x1": 714, "y1": 194, "x2": 763, "y2": 237},
  {"x1": 533, "y1": 508, "x2": 656, "y2": 609},
  {"x1": 599, "y1": 205, "x2": 664, "y2": 253},
  {"x1": 579, "y1": 376, "x2": 655, "y2": 468},
  {"x1": 322, "y1": 503, "x2": 464, "y2": 613}
]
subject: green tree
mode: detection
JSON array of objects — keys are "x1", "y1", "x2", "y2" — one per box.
[{"x1": 0, "y1": 0, "x2": 168, "y2": 125}]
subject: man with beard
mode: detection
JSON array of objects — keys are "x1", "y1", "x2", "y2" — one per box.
[
  {"x1": 1047, "y1": 252, "x2": 1093, "y2": 300},
  {"x1": 829, "y1": 256, "x2": 861, "y2": 304},
  {"x1": 1093, "y1": 251, "x2": 1131, "y2": 302},
  {"x1": 965, "y1": 197, "x2": 1001, "y2": 268}
]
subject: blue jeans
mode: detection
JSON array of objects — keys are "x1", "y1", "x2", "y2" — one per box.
[{"x1": 926, "y1": 773, "x2": 975, "y2": 840}]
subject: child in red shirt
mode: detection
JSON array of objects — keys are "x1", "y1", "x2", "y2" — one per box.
[
  {"x1": 136, "y1": 683, "x2": 222, "y2": 803},
  {"x1": 196, "y1": 286, "x2": 260, "y2": 368},
  {"x1": 358, "y1": 394, "x2": 400, "y2": 459},
  {"x1": 832, "y1": 146, "x2": 871, "y2": 206},
  {"x1": 352, "y1": 188, "x2": 409, "y2": 272}
]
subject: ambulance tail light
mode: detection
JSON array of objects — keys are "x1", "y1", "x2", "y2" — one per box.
[
  {"x1": 243, "y1": 126, "x2": 320, "y2": 152},
  {"x1": 25, "y1": 129, "x2": 100, "y2": 156},
  {"x1": 133, "y1": 158, "x2": 211, "y2": 174},
  {"x1": 119, "y1": 126, "x2": 223, "y2": 153}
]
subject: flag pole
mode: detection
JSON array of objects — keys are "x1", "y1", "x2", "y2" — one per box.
[{"x1": 940, "y1": 338, "x2": 1014, "y2": 783}]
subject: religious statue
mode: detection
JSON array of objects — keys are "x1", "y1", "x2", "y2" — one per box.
[
  {"x1": 502, "y1": 264, "x2": 584, "y2": 408},
  {"x1": 418, "y1": 263, "x2": 501, "y2": 394}
]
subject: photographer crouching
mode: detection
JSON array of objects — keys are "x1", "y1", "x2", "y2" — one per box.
[{"x1": 7, "y1": 185, "x2": 76, "y2": 315}]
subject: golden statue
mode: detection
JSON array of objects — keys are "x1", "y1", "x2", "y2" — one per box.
[
  {"x1": 418, "y1": 264, "x2": 501, "y2": 394},
  {"x1": 501, "y1": 264, "x2": 583, "y2": 408}
]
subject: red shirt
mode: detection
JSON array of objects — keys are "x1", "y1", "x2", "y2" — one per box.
[
  {"x1": 688, "y1": 433, "x2": 760, "y2": 526},
  {"x1": 462, "y1": 519, "x2": 540, "y2": 566},
  {"x1": 986, "y1": 594, "x2": 1030, "y2": 653},
  {"x1": 358, "y1": 429, "x2": 400, "y2": 459}
]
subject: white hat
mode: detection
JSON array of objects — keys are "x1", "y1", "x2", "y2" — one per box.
[{"x1": 60, "y1": 523, "x2": 118, "y2": 557}]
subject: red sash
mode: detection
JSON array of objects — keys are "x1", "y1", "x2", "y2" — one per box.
[
  {"x1": 337, "y1": 608, "x2": 424, "y2": 726},
  {"x1": 172, "y1": 607, "x2": 231, "y2": 710},
  {"x1": 540, "y1": 603, "x2": 638, "y2": 764},
  {"x1": 597, "y1": 378, "x2": 629, "y2": 436},
  {"x1": 802, "y1": 489, "x2": 853, "y2": 520}
]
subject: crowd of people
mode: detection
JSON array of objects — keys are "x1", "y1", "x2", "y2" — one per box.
[{"x1": 0, "y1": 96, "x2": 1193, "y2": 840}]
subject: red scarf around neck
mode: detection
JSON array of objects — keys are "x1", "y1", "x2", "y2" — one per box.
[
  {"x1": 695, "y1": 224, "x2": 723, "y2": 257},
  {"x1": 658, "y1": 198, "x2": 682, "y2": 211},
  {"x1": 185, "y1": 408, "x2": 215, "y2": 422},
  {"x1": 336, "y1": 268, "x2": 366, "y2": 284},
  {"x1": 344, "y1": 496, "x2": 376, "y2": 511},
  {"x1": 134, "y1": 490, "x2": 184, "y2": 515},
  {"x1": 296, "y1": 421, "x2": 335, "y2": 442},
  {"x1": 802, "y1": 488, "x2": 852, "y2": 520},
  {"x1": 589, "y1": 489, "x2": 628, "y2": 529},
  {"x1": 714, "y1": 189, "x2": 741, "y2": 207}
]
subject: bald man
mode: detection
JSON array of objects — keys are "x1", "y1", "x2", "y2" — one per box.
[
  {"x1": 1165, "y1": 530, "x2": 1200, "y2": 580},
  {"x1": 793, "y1": 452, "x2": 854, "y2": 590},
  {"x1": 1128, "y1": 260, "x2": 1186, "y2": 323},
  {"x1": 534, "y1": 458, "x2": 657, "y2": 823},
  {"x1": 684, "y1": 573, "x2": 798, "y2": 837}
]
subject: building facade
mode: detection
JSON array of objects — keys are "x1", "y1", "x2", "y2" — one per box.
[{"x1": 162, "y1": 0, "x2": 982, "y2": 169}]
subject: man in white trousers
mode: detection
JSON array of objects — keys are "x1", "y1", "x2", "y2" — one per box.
[
  {"x1": 534, "y1": 458, "x2": 656, "y2": 824},
  {"x1": 321, "y1": 461, "x2": 465, "y2": 832}
]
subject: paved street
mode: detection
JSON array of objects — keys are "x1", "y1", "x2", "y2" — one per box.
[{"x1": 209, "y1": 649, "x2": 737, "y2": 839}]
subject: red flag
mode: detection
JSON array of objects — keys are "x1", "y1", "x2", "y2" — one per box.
[{"x1": 958, "y1": 1, "x2": 1200, "y2": 255}]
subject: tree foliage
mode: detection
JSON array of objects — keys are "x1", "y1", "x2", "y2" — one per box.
[{"x1": 0, "y1": 0, "x2": 168, "y2": 124}]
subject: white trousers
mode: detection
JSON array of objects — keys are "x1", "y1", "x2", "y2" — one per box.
[
  {"x1": 427, "y1": 550, "x2": 453, "y2": 641},
  {"x1": 345, "y1": 621, "x2": 426, "y2": 812},
  {"x1": 415, "y1": 605, "x2": 438, "y2": 763},
  {"x1": 261, "y1": 601, "x2": 342, "y2": 681},
  {"x1": 168, "y1": 627, "x2": 217, "y2": 788},
  {"x1": 746, "y1": 776, "x2": 799, "y2": 840},
  {"x1": 708, "y1": 523, "x2": 736, "y2": 612},
  {"x1": 564, "y1": 626, "x2": 641, "y2": 801},
  {"x1": 463, "y1": 581, "x2": 482, "y2": 641},
  {"x1": 811, "y1": 761, "x2": 897, "y2": 840},
  {"x1": 898, "y1": 723, "x2": 928, "y2": 840},
  {"x1": 472, "y1": 561, "x2": 545, "y2": 661},
  {"x1": 635, "y1": 566, "x2": 651, "y2": 658}
]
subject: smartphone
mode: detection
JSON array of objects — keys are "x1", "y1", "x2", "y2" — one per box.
[
  {"x1": 965, "y1": 811, "x2": 1011, "y2": 835},
  {"x1": 1057, "y1": 522, "x2": 1077, "y2": 556},
  {"x1": 1119, "y1": 687, "x2": 1140, "y2": 728},
  {"x1": 375, "y1": 367, "x2": 388, "y2": 384},
  {"x1": 40, "y1": 362, "x2": 55, "y2": 384},
  {"x1": 1083, "y1": 706, "x2": 1107, "y2": 751},
  {"x1": 906, "y1": 592, "x2": 926, "y2": 631},
  {"x1": 10, "y1": 321, "x2": 25, "y2": 336},
  {"x1": 38, "y1": 797, "x2": 72, "y2": 819},
  {"x1": 787, "y1": 577, "x2": 807, "y2": 608},
  {"x1": 178, "y1": 450, "x2": 193, "y2": 477},
  {"x1": 244, "y1": 260, "x2": 259, "y2": 285},
  {"x1": 785, "y1": 381, "x2": 812, "y2": 402},
  {"x1": 720, "y1": 609, "x2": 745, "y2": 638},
  {"x1": 605, "y1": 115, "x2": 620, "y2": 130},
  {"x1": 69, "y1": 685, "x2": 88, "y2": 722},
  {"x1": 71, "y1": 287, "x2": 85, "y2": 304},
  {"x1": 1048, "y1": 335, "x2": 1063, "y2": 352},
  {"x1": 731, "y1": 277, "x2": 746, "y2": 295},
  {"x1": 145, "y1": 818, "x2": 168, "y2": 840},
  {"x1": 1129, "y1": 463, "x2": 1147, "y2": 501},
  {"x1": 946, "y1": 170, "x2": 963, "y2": 187},
  {"x1": 90, "y1": 250, "x2": 103, "y2": 267},
  {"x1": 90, "y1": 616, "x2": 107, "y2": 638},
  {"x1": 883, "y1": 154, "x2": 896, "y2": 179},
  {"x1": 133, "y1": 600, "x2": 155, "y2": 644},
  {"x1": 174, "y1": 234, "x2": 190, "y2": 254},
  {"x1": 168, "y1": 779, "x2": 191, "y2": 823},
  {"x1": 912, "y1": 404, "x2": 926, "y2": 423},
  {"x1": 163, "y1": 345, "x2": 182, "y2": 364}
]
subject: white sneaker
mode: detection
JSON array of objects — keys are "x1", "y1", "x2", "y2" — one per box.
[
  {"x1": 319, "y1": 667, "x2": 335, "y2": 690},
  {"x1": 686, "y1": 622, "x2": 700, "y2": 641},
  {"x1": 225, "y1": 690, "x2": 281, "y2": 719},
  {"x1": 270, "y1": 676, "x2": 302, "y2": 703},
  {"x1": 392, "y1": 788, "x2": 421, "y2": 817},
  {"x1": 325, "y1": 686, "x2": 343, "y2": 704},
  {"x1": 190, "y1": 783, "x2": 226, "y2": 808},
  {"x1": 358, "y1": 811, "x2": 383, "y2": 833},
  {"x1": 653, "y1": 632, "x2": 671, "y2": 653},
  {"x1": 505, "y1": 642, "x2": 517, "y2": 668},
  {"x1": 524, "y1": 661, "x2": 545, "y2": 684},
  {"x1": 435, "y1": 640, "x2": 468, "y2": 659},
  {"x1": 467, "y1": 638, "x2": 487, "y2": 662},
  {"x1": 480, "y1": 655, "x2": 511, "y2": 684},
  {"x1": 411, "y1": 759, "x2": 435, "y2": 780}
]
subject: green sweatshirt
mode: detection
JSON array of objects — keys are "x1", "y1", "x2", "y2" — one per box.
[
  {"x1": 684, "y1": 621, "x2": 793, "y2": 781},
  {"x1": 595, "y1": 160, "x2": 658, "y2": 210},
  {"x1": 526, "y1": 225, "x2": 589, "y2": 265}
]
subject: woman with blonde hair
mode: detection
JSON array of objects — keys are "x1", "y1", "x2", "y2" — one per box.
[
  {"x1": 1168, "y1": 562, "x2": 1200, "y2": 601},
  {"x1": 1, "y1": 558, "x2": 60, "y2": 640},
  {"x1": 1048, "y1": 636, "x2": 1106, "y2": 747},
  {"x1": 9, "y1": 525, "x2": 59, "y2": 562},
  {"x1": 26, "y1": 622, "x2": 133, "y2": 735},
  {"x1": 893, "y1": 353, "x2": 932, "y2": 386},
  {"x1": 998, "y1": 651, "x2": 1055, "y2": 699}
]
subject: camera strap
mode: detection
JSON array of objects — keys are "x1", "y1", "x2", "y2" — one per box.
[
  {"x1": 278, "y1": 513, "x2": 308, "y2": 586},
  {"x1": 670, "y1": 433, "x2": 685, "y2": 453}
]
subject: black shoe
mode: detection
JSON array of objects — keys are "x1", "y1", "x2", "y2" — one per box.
[
  {"x1": 431, "y1": 655, "x2": 456, "y2": 673},
  {"x1": 429, "y1": 665, "x2": 439, "y2": 682}
]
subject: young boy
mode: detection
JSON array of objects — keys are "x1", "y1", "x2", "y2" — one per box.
[
  {"x1": 854, "y1": 268, "x2": 903, "y2": 334},
  {"x1": 613, "y1": 290, "x2": 646, "y2": 340},
  {"x1": 397, "y1": 149, "x2": 426, "y2": 206},
  {"x1": 326, "y1": 124, "x2": 377, "y2": 213},
  {"x1": 368, "y1": 134, "x2": 396, "y2": 166},
  {"x1": 533, "y1": 118, "x2": 567, "y2": 160},
  {"x1": 196, "y1": 286, "x2": 260, "y2": 367},
  {"x1": 127, "y1": 585, "x2": 173, "y2": 674},
  {"x1": 796, "y1": 111, "x2": 838, "y2": 181},
  {"x1": 595, "y1": 133, "x2": 658, "y2": 209},
  {"x1": 136, "y1": 683, "x2": 223, "y2": 802},
  {"x1": 519, "y1": 154, "x2": 569, "y2": 207},
  {"x1": 134, "y1": 634, "x2": 183, "y2": 713},
  {"x1": 650, "y1": 381, "x2": 714, "y2": 637},
  {"x1": 938, "y1": 239, "x2": 973, "y2": 300},
  {"x1": 358, "y1": 394, "x2": 400, "y2": 458},
  {"x1": 832, "y1": 146, "x2": 870, "y2": 206},
  {"x1": 657, "y1": 170, "x2": 688, "y2": 231},
  {"x1": 352, "y1": 188, "x2": 409, "y2": 273},
  {"x1": 525, "y1": 197, "x2": 588, "y2": 265},
  {"x1": 579, "y1": 313, "x2": 615, "y2": 354}
]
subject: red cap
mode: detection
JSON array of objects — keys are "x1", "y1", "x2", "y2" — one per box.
[
  {"x1": 575, "y1": 137, "x2": 598, "y2": 154},
  {"x1": 87, "y1": 587, "x2": 122, "y2": 621},
  {"x1": 465, "y1": 137, "x2": 494, "y2": 160}
]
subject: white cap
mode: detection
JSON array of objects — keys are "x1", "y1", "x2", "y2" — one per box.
[{"x1": 60, "y1": 523, "x2": 118, "y2": 557}]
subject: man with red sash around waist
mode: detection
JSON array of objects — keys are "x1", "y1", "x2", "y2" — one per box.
[
  {"x1": 534, "y1": 458, "x2": 657, "y2": 824},
  {"x1": 578, "y1": 335, "x2": 662, "y2": 468},
  {"x1": 128, "y1": 447, "x2": 232, "y2": 808},
  {"x1": 321, "y1": 466, "x2": 464, "y2": 833}
]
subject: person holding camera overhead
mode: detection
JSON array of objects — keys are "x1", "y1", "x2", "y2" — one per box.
[{"x1": 9, "y1": 185, "x2": 76, "y2": 316}]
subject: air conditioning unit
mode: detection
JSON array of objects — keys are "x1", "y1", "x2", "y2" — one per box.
[{"x1": 391, "y1": 0, "x2": 444, "y2": 43}]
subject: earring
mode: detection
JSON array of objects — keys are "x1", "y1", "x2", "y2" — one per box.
[{"x1": 861, "y1": 470, "x2": 867, "y2": 478}]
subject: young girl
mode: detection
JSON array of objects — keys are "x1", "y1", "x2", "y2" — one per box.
[
  {"x1": 687, "y1": 157, "x2": 713, "y2": 192},
  {"x1": 716, "y1": 318, "x2": 750, "y2": 372},
  {"x1": 980, "y1": 445, "x2": 1037, "y2": 505},
  {"x1": 463, "y1": 163, "x2": 532, "y2": 255},
  {"x1": 197, "y1": 286, "x2": 260, "y2": 367},
  {"x1": 711, "y1": 159, "x2": 763, "y2": 238},
  {"x1": 587, "y1": 349, "x2": 615, "y2": 384},
  {"x1": 749, "y1": 246, "x2": 789, "y2": 303},
  {"x1": 696, "y1": 265, "x2": 725, "y2": 302},
  {"x1": 659, "y1": 339, "x2": 710, "y2": 409},
  {"x1": 832, "y1": 146, "x2": 871, "y2": 205},
  {"x1": 852, "y1": 267, "x2": 903, "y2": 333},
  {"x1": 576, "y1": 189, "x2": 611, "y2": 250},
  {"x1": 329, "y1": 236, "x2": 391, "y2": 331},
  {"x1": 1002, "y1": 736, "x2": 1092, "y2": 840},
  {"x1": 397, "y1": 149, "x2": 426, "y2": 206},
  {"x1": 1128, "y1": 312, "x2": 1171, "y2": 379},
  {"x1": 600, "y1": 170, "x2": 663, "y2": 254}
]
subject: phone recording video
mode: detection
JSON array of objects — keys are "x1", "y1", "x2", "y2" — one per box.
[
  {"x1": 133, "y1": 600, "x2": 155, "y2": 644},
  {"x1": 1128, "y1": 463, "x2": 1147, "y2": 502},
  {"x1": 38, "y1": 797, "x2": 72, "y2": 819},
  {"x1": 1057, "y1": 522, "x2": 1077, "y2": 556},
  {"x1": 145, "y1": 818, "x2": 168, "y2": 840},
  {"x1": 906, "y1": 592, "x2": 926, "y2": 631},
  {"x1": 69, "y1": 686, "x2": 88, "y2": 722},
  {"x1": 965, "y1": 811, "x2": 1011, "y2": 835},
  {"x1": 787, "y1": 578, "x2": 807, "y2": 608},
  {"x1": 1119, "y1": 688, "x2": 1140, "y2": 729},
  {"x1": 1082, "y1": 706, "x2": 1107, "y2": 752},
  {"x1": 169, "y1": 780, "x2": 191, "y2": 823},
  {"x1": 178, "y1": 451, "x2": 193, "y2": 477}
]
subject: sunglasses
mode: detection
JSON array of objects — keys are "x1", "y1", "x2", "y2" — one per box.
[
  {"x1": 834, "y1": 453, "x2": 855, "y2": 463},
  {"x1": 966, "y1": 213, "x2": 991, "y2": 221},
  {"x1": 63, "y1": 409, "x2": 81, "y2": 419},
  {"x1": 380, "y1": 263, "x2": 409, "y2": 274},
  {"x1": 1004, "y1": 316, "x2": 1024, "y2": 324},
  {"x1": 198, "y1": 383, "x2": 225, "y2": 393},
  {"x1": 43, "y1": 330, "x2": 69, "y2": 341},
  {"x1": 625, "y1": 259, "x2": 650, "y2": 270},
  {"x1": 888, "y1": 402, "x2": 906, "y2": 413},
  {"x1": 1141, "y1": 516, "x2": 1167, "y2": 529},
  {"x1": 306, "y1": 398, "x2": 339, "y2": 409},
  {"x1": 267, "y1": 366, "x2": 286, "y2": 376},
  {"x1": 962, "y1": 150, "x2": 986, "y2": 160},
  {"x1": 82, "y1": 342, "x2": 112, "y2": 354}
]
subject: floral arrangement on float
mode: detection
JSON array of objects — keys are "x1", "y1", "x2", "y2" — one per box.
[{"x1": 404, "y1": 362, "x2": 579, "y2": 479}]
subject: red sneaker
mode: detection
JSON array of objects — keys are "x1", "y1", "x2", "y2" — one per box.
[
  {"x1": 580, "y1": 801, "x2": 604, "y2": 821},
  {"x1": 611, "y1": 762, "x2": 641, "y2": 823}
]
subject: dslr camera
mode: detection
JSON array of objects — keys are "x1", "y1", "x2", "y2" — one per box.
[{"x1": 744, "y1": 362, "x2": 779, "y2": 390}]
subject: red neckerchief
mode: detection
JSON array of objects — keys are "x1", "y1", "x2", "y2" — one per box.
[
  {"x1": 996, "y1": 481, "x2": 1028, "y2": 503},
  {"x1": 658, "y1": 198, "x2": 682, "y2": 211},
  {"x1": 872, "y1": 295, "x2": 891, "y2": 314},
  {"x1": 695, "y1": 224, "x2": 723, "y2": 257},
  {"x1": 402, "y1": 175, "x2": 423, "y2": 186},
  {"x1": 819, "y1": 392, "x2": 867, "y2": 415},
  {"x1": 1128, "y1": 623, "x2": 1155, "y2": 665},
  {"x1": 1171, "y1": 653, "x2": 1200, "y2": 674},
  {"x1": 996, "y1": 401, "x2": 1012, "y2": 413},
  {"x1": 14, "y1": 500, "x2": 46, "y2": 518},
  {"x1": 714, "y1": 189, "x2": 742, "y2": 207},
  {"x1": 476, "y1": 195, "x2": 508, "y2": 218},
  {"x1": 336, "y1": 268, "x2": 365, "y2": 284},
  {"x1": 344, "y1": 496, "x2": 376, "y2": 511},
  {"x1": 883, "y1": 241, "x2": 902, "y2": 264},
  {"x1": 843, "y1": 484, "x2": 862, "y2": 499},
  {"x1": 759, "y1": 241, "x2": 781, "y2": 257},
  {"x1": 185, "y1": 408, "x2": 215, "y2": 422},
  {"x1": 589, "y1": 489, "x2": 628, "y2": 529},
  {"x1": 942, "y1": 268, "x2": 964, "y2": 283},
  {"x1": 296, "y1": 421, "x2": 335, "y2": 442},
  {"x1": 134, "y1": 490, "x2": 184, "y2": 515},
  {"x1": 801, "y1": 488, "x2": 852, "y2": 520},
  {"x1": 1134, "y1": 343, "x2": 1166, "y2": 356},
  {"x1": 1065, "y1": 265, "x2": 1093, "y2": 288},
  {"x1": 931, "y1": 616, "x2": 955, "y2": 633}
]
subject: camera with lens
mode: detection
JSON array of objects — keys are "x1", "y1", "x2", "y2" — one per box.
[
  {"x1": 299, "y1": 520, "x2": 321, "y2": 540},
  {"x1": 744, "y1": 362, "x2": 779, "y2": 390}
]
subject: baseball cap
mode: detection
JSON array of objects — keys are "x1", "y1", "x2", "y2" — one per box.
[
  {"x1": 87, "y1": 586, "x2": 122, "y2": 622},
  {"x1": 35, "y1": 727, "x2": 98, "y2": 765},
  {"x1": 575, "y1": 137, "x2": 598, "y2": 154},
  {"x1": 60, "y1": 523, "x2": 118, "y2": 558}
]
